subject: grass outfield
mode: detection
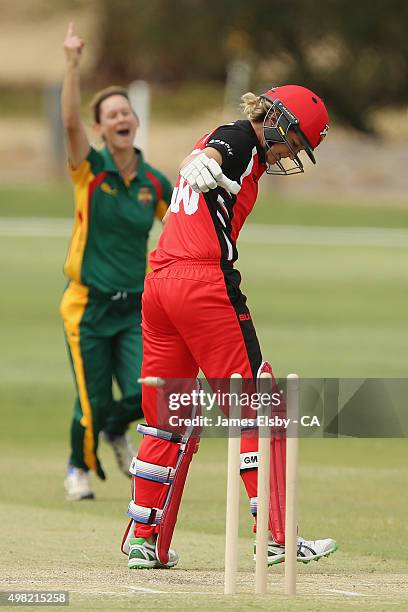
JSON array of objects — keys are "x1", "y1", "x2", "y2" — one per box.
[
  {"x1": 1, "y1": 194, "x2": 408, "y2": 609},
  {"x1": 2, "y1": 182, "x2": 408, "y2": 227}
]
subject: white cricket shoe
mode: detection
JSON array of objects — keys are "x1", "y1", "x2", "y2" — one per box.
[
  {"x1": 128, "y1": 538, "x2": 179, "y2": 569},
  {"x1": 296, "y1": 536, "x2": 338, "y2": 563},
  {"x1": 104, "y1": 432, "x2": 136, "y2": 477},
  {"x1": 64, "y1": 466, "x2": 94, "y2": 501},
  {"x1": 254, "y1": 536, "x2": 337, "y2": 565}
]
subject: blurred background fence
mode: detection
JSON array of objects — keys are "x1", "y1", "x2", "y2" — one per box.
[{"x1": 0, "y1": 0, "x2": 407, "y2": 204}]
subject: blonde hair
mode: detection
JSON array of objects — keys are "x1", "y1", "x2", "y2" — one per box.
[
  {"x1": 90, "y1": 85, "x2": 134, "y2": 124},
  {"x1": 240, "y1": 92, "x2": 272, "y2": 122}
]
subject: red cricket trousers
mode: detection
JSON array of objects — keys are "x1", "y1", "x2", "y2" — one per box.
[{"x1": 134, "y1": 261, "x2": 264, "y2": 538}]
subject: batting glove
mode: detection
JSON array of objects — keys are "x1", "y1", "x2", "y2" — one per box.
[{"x1": 180, "y1": 152, "x2": 240, "y2": 195}]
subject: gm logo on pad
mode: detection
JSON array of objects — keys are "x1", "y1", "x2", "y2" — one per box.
[{"x1": 240, "y1": 452, "x2": 259, "y2": 470}]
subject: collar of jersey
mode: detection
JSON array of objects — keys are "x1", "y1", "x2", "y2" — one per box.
[
  {"x1": 100, "y1": 146, "x2": 146, "y2": 179},
  {"x1": 245, "y1": 120, "x2": 266, "y2": 164}
]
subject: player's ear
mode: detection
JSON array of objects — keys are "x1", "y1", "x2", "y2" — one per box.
[{"x1": 93, "y1": 121, "x2": 105, "y2": 141}]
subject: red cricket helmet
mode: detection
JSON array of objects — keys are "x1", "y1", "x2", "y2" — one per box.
[{"x1": 260, "y1": 85, "x2": 329, "y2": 175}]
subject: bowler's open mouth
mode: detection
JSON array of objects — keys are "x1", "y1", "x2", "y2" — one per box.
[{"x1": 117, "y1": 129, "x2": 130, "y2": 136}]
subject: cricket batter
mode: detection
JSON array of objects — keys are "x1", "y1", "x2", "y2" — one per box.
[
  {"x1": 121, "y1": 85, "x2": 338, "y2": 567},
  {"x1": 60, "y1": 23, "x2": 172, "y2": 500}
]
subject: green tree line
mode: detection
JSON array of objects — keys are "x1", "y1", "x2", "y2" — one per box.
[{"x1": 94, "y1": 0, "x2": 408, "y2": 133}]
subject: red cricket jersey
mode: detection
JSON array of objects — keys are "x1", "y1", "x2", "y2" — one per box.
[{"x1": 149, "y1": 120, "x2": 267, "y2": 270}]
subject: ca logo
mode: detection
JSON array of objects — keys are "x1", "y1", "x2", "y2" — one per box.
[{"x1": 320, "y1": 124, "x2": 330, "y2": 139}]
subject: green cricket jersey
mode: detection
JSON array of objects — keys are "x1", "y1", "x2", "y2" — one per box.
[{"x1": 64, "y1": 146, "x2": 172, "y2": 293}]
